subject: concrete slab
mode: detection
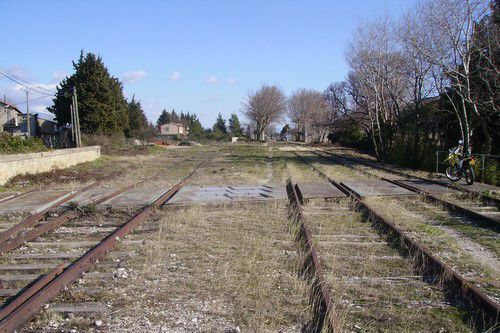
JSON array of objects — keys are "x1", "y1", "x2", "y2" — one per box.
[
  {"x1": 0, "y1": 192, "x2": 18, "y2": 204},
  {"x1": 0, "y1": 190, "x2": 73, "y2": 214},
  {"x1": 65, "y1": 186, "x2": 122, "y2": 206},
  {"x1": 167, "y1": 184, "x2": 287, "y2": 205},
  {"x1": 101, "y1": 184, "x2": 167, "y2": 207},
  {"x1": 341, "y1": 180, "x2": 414, "y2": 197},
  {"x1": 397, "y1": 179, "x2": 458, "y2": 194},
  {"x1": 298, "y1": 183, "x2": 345, "y2": 199}
]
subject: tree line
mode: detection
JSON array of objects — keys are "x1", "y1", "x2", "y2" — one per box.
[
  {"x1": 49, "y1": 51, "x2": 245, "y2": 142},
  {"x1": 50, "y1": 51, "x2": 151, "y2": 139},
  {"x1": 156, "y1": 108, "x2": 243, "y2": 140},
  {"x1": 325, "y1": 0, "x2": 499, "y2": 170},
  {"x1": 241, "y1": 0, "x2": 499, "y2": 171}
]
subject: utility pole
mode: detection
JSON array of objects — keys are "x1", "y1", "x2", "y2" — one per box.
[
  {"x1": 70, "y1": 103, "x2": 75, "y2": 142},
  {"x1": 72, "y1": 87, "x2": 81, "y2": 147},
  {"x1": 25, "y1": 89, "x2": 30, "y2": 137}
]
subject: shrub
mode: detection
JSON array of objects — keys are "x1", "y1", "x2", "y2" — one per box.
[{"x1": 0, "y1": 133, "x2": 48, "y2": 154}]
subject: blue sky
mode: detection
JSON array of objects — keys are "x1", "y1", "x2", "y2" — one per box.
[{"x1": 0, "y1": 0, "x2": 416, "y2": 127}]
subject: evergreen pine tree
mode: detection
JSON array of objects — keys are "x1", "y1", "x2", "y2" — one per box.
[
  {"x1": 170, "y1": 109, "x2": 179, "y2": 123},
  {"x1": 228, "y1": 113, "x2": 242, "y2": 136},
  {"x1": 49, "y1": 51, "x2": 129, "y2": 136},
  {"x1": 126, "y1": 95, "x2": 148, "y2": 137},
  {"x1": 186, "y1": 113, "x2": 204, "y2": 138},
  {"x1": 213, "y1": 113, "x2": 227, "y2": 133},
  {"x1": 157, "y1": 109, "x2": 170, "y2": 126}
]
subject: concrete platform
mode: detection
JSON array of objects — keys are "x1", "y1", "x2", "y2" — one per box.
[
  {"x1": 298, "y1": 183, "x2": 345, "y2": 199},
  {"x1": 341, "y1": 180, "x2": 414, "y2": 197},
  {"x1": 397, "y1": 179, "x2": 459, "y2": 194},
  {"x1": 0, "y1": 190, "x2": 73, "y2": 214},
  {"x1": 101, "y1": 184, "x2": 168, "y2": 207},
  {"x1": 167, "y1": 184, "x2": 287, "y2": 205}
]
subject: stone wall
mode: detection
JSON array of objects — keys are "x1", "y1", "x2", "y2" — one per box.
[{"x1": 0, "y1": 146, "x2": 100, "y2": 185}]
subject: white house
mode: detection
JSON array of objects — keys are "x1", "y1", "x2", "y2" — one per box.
[{"x1": 158, "y1": 122, "x2": 188, "y2": 139}]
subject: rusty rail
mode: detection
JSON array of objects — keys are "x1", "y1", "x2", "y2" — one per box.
[
  {"x1": 295, "y1": 152, "x2": 500, "y2": 330},
  {"x1": 320, "y1": 149, "x2": 500, "y2": 207},
  {"x1": 0, "y1": 158, "x2": 207, "y2": 332},
  {"x1": 0, "y1": 190, "x2": 37, "y2": 205},
  {"x1": 0, "y1": 186, "x2": 91, "y2": 244},
  {"x1": 0, "y1": 160, "x2": 195, "y2": 254},
  {"x1": 311, "y1": 150, "x2": 500, "y2": 232},
  {"x1": 0, "y1": 184, "x2": 136, "y2": 255},
  {"x1": 286, "y1": 180, "x2": 339, "y2": 333}
]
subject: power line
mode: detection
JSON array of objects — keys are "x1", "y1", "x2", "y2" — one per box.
[
  {"x1": 0, "y1": 70, "x2": 55, "y2": 96},
  {"x1": 0, "y1": 66, "x2": 55, "y2": 94},
  {"x1": 11, "y1": 95, "x2": 54, "y2": 105}
]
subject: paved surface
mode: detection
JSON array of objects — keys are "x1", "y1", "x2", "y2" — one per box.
[
  {"x1": 298, "y1": 182, "x2": 345, "y2": 199},
  {"x1": 0, "y1": 193, "x2": 18, "y2": 204},
  {"x1": 341, "y1": 180, "x2": 414, "y2": 197},
  {"x1": 435, "y1": 178, "x2": 500, "y2": 196},
  {"x1": 167, "y1": 184, "x2": 287, "y2": 204},
  {"x1": 0, "y1": 190, "x2": 73, "y2": 214},
  {"x1": 66, "y1": 186, "x2": 122, "y2": 206},
  {"x1": 100, "y1": 184, "x2": 168, "y2": 207},
  {"x1": 397, "y1": 179, "x2": 458, "y2": 194}
]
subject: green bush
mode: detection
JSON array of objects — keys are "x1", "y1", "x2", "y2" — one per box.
[
  {"x1": 0, "y1": 133, "x2": 48, "y2": 154},
  {"x1": 482, "y1": 159, "x2": 498, "y2": 186}
]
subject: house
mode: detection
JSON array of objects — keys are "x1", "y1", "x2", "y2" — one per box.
[
  {"x1": 158, "y1": 122, "x2": 188, "y2": 139},
  {"x1": 37, "y1": 114, "x2": 58, "y2": 147},
  {"x1": 0, "y1": 101, "x2": 24, "y2": 134}
]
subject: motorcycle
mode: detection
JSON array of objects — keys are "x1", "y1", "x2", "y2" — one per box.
[{"x1": 444, "y1": 148, "x2": 476, "y2": 185}]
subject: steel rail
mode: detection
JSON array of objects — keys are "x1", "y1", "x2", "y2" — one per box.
[
  {"x1": 0, "y1": 158, "x2": 207, "y2": 332},
  {"x1": 0, "y1": 184, "x2": 135, "y2": 255},
  {"x1": 0, "y1": 186, "x2": 92, "y2": 244},
  {"x1": 286, "y1": 180, "x2": 339, "y2": 333},
  {"x1": 294, "y1": 152, "x2": 500, "y2": 330},
  {"x1": 311, "y1": 150, "x2": 500, "y2": 232},
  {"x1": 0, "y1": 190, "x2": 37, "y2": 205},
  {"x1": 0, "y1": 156, "x2": 199, "y2": 253},
  {"x1": 320, "y1": 149, "x2": 500, "y2": 207}
]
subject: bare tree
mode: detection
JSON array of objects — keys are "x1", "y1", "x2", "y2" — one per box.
[
  {"x1": 344, "y1": 14, "x2": 409, "y2": 159},
  {"x1": 288, "y1": 88, "x2": 329, "y2": 142},
  {"x1": 243, "y1": 84, "x2": 286, "y2": 141},
  {"x1": 407, "y1": 0, "x2": 490, "y2": 153}
]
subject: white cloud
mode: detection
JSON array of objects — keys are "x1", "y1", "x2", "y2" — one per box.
[
  {"x1": 4, "y1": 82, "x2": 57, "y2": 113},
  {"x1": 3, "y1": 65, "x2": 33, "y2": 81},
  {"x1": 228, "y1": 77, "x2": 237, "y2": 85},
  {"x1": 52, "y1": 71, "x2": 68, "y2": 83},
  {"x1": 7, "y1": 83, "x2": 56, "y2": 99},
  {"x1": 205, "y1": 75, "x2": 218, "y2": 85},
  {"x1": 169, "y1": 71, "x2": 181, "y2": 82},
  {"x1": 122, "y1": 70, "x2": 146, "y2": 83}
]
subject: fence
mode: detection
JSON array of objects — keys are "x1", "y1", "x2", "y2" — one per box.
[{"x1": 435, "y1": 151, "x2": 500, "y2": 185}]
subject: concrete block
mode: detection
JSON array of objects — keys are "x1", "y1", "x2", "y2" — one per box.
[{"x1": 0, "y1": 146, "x2": 100, "y2": 185}]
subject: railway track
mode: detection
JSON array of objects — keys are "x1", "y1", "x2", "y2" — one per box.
[
  {"x1": 0, "y1": 154, "x2": 203, "y2": 255},
  {"x1": 312, "y1": 149, "x2": 500, "y2": 232},
  {"x1": 291, "y1": 152, "x2": 499, "y2": 331},
  {"x1": 0, "y1": 157, "x2": 209, "y2": 332},
  {"x1": 320, "y1": 148, "x2": 500, "y2": 206}
]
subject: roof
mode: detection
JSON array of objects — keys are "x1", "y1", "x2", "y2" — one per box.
[
  {"x1": 0, "y1": 101, "x2": 22, "y2": 114},
  {"x1": 35, "y1": 111, "x2": 57, "y2": 122},
  {"x1": 160, "y1": 122, "x2": 185, "y2": 127}
]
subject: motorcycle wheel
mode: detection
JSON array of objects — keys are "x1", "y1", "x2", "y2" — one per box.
[
  {"x1": 464, "y1": 167, "x2": 474, "y2": 185},
  {"x1": 445, "y1": 165, "x2": 461, "y2": 181}
]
